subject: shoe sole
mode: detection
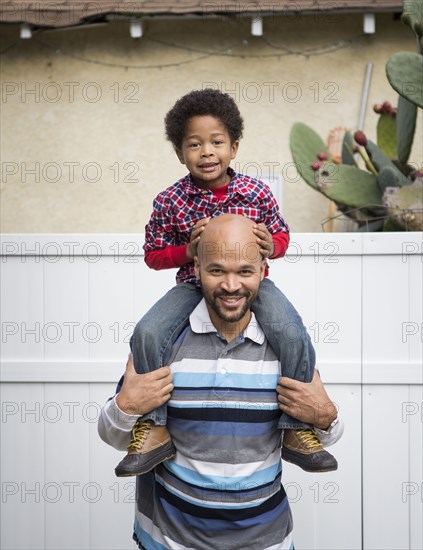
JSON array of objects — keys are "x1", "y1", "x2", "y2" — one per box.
[
  {"x1": 115, "y1": 441, "x2": 176, "y2": 477},
  {"x1": 282, "y1": 451, "x2": 338, "y2": 473}
]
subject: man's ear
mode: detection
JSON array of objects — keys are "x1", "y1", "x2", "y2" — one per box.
[
  {"x1": 259, "y1": 259, "x2": 266, "y2": 281},
  {"x1": 175, "y1": 148, "x2": 185, "y2": 165},
  {"x1": 194, "y1": 256, "x2": 200, "y2": 279}
]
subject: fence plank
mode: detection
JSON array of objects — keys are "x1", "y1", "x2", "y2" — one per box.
[
  {"x1": 408, "y1": 255, "x2": 423, "y2": 369},
  {"x1": 362, "y1": 254, "x2": 411, "y2": 382},
  {"x1": 43, "y1": 259, "x2": 90, "y2": 360},
  {"x1": 362, "y1": 385, "x2": 411, "y2": 549},
  {"x1": 88, "y1": 257, "x2": 135, "y2": 360},
  {"x1": 43, "y1": 383, "x2": 91, "y2": 549},
  {"x1": 1, "y1": 257, "x2": 44, "y2": 360},
  {"x1": 409, "y1": 384, "x2": 423, "y2": 550},
  {"x1": 314, "y1": 255, "x2": 361, "y2": 373},
  {"x1": 0, "y1": 383, "x2": 46, "y2": 549}
]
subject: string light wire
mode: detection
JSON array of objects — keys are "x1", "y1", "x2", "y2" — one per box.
[{"x1": 0, "y1": 28, "x2": 367, "y2": 70}]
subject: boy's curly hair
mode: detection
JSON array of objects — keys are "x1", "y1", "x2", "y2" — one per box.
[{"x1": 165, "y1": 89, "x2": 244, "y2": 149}]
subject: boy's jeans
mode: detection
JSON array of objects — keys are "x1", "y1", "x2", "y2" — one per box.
[{"x1": 130, "y1": 279, "x2": 315, "y2": 429}]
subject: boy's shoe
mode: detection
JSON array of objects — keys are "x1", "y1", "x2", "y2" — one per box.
[
  {"x1": 115, "y1": 419, "x2": 176, "y2": 477},
  {"x1": 282, "y1": 429, "x2": 338, "y2": 472}
]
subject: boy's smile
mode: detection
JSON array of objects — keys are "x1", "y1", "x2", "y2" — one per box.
[{"x1": 175, "y1": 115, "x2": 239, "y2": 189}]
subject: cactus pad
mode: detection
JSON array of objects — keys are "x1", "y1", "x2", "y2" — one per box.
[
  {"x1": 341, "y1": 131, "x2": 356, "y2": 165},
  {"x1": 316, "y1": 164, "x2": 383, "y2": 209},
  {"x1": 290, "y1": 123, "x2": 329, "y2": 190},
  {"x1": 386, "y1": 52, "x2": 423, "y2": 108},
  {"x1": 365, "y1": 140, "x2": 411, "y2": 185},
  {"x1": 377, "y1": 112, "x2": 397, "y2": 159},
  {"x1": 396, "y1": 96, "x2": 417, "y2": 164},
  {"x1": 377, "y1": 166, "x2": 401, "y2": 190},
  {"x1": 403, "y1": 0, "x2": 423, "y2": 52}
]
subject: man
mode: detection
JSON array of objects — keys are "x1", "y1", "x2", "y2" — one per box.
[{"x1": 98, "y1": 214, "x2": 343, "y2": 549}]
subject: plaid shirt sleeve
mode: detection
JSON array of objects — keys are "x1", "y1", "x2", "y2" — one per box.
[{"x1": 144, "y1": 190, "x2": 179, "y2": 253}]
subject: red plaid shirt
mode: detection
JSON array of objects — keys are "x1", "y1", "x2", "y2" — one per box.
[{"x1": 144, "y1": 168, "x2": 290, "y2": 284}]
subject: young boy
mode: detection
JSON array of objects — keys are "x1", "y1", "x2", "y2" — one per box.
[{"x1": 114, "y1": 89, "x2": 337, "y2": 477}]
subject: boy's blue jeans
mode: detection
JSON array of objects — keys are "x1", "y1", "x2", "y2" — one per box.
[{"x1": 130, "y1": 279, "x2": 315, "y2": 430}]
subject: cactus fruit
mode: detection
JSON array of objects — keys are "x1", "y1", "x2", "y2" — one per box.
[
  {"x1": 410, "y1": 169, "x2": 423, "y2": 181},
  {"x1": 374, "y1": 102, "x2": 396, "y2": 116},
  {"x1": 354, "y1": 130, "x2": 367, "y2": 146},
  {"x1": 382, "y1": 101, "x2": 392, "y2": 113},
  {"x1": 317, "y1": 152, "x2": 328, "y2": 161}
]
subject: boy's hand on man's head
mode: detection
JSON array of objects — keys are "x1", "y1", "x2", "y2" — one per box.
[
  {"x1": 186, "y1": 217, "x2": 210, "y2": 260},
  {"x1": 253, "y1": 223, "x2": 274, "y2": 259}
]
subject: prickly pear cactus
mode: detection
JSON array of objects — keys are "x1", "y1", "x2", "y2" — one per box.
[
  {"x1": 289, "y1": 119, "x2": 420, "y2": 230},
  {"x1": 289, "y1": 1, "x2": 422, "y2": 232}
]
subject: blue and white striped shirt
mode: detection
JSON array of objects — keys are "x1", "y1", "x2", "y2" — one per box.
[
  {"x1": 138, "y1": 300, "x2": 292, "y2": 549},
  {"x1": 102, "y1": 299, "x2": 294, "y2": 549}
]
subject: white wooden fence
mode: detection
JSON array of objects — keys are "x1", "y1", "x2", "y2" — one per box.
[{"x1": 1, "y1": 233, "x2": 422, "y2": 550}]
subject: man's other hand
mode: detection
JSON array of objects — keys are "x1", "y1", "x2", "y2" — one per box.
[
  {"x1": 116, "y1": 353, "x2": 174, "y2": 416},
  {"x1": 277, "y1": 370, "x2": 338, "y2": 430}
]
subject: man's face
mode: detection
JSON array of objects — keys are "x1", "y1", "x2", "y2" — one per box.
[{"x1": 194, "y1": 230, "x2": 266, "y2": 326}]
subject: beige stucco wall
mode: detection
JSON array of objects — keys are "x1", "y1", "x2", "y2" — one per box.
[{"x1": 0, "y1": 12, "x2": 421, "y2": 233}]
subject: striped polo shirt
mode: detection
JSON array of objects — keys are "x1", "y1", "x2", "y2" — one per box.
[{"x1": 133, "y1": 299, "x2": 293, "y2": 550}]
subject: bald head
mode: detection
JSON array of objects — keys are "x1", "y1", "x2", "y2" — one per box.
[
  {"x1": 197, "y1": 214, "x2": 262, "y2": 265},
  {"x1": 193, "y1": 214, "x2": 266, "y2": 334}
]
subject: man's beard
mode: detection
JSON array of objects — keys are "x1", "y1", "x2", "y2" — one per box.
[{"x1": 201, "y1": 284, "x2": 258, "y2": 323}]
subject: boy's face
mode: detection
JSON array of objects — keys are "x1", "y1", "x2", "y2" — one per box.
[{"x1": 175, "y1": 115, "x2": 239, "y2": 189}]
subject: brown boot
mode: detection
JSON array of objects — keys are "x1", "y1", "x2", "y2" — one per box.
[
  {"x1": 115, "y1": 419, "x2": 176, "y2": 477},
  {"x1": 282, "y1": 429, "x2": 338, "y2": 472}
]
